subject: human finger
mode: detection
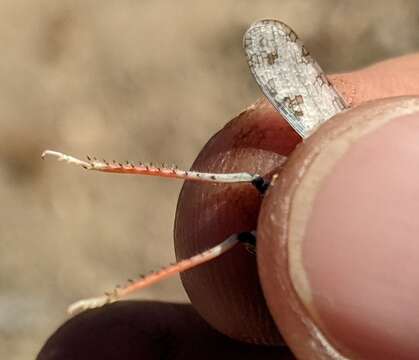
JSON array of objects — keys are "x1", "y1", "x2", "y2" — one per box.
[
  {"x1": 258, "y1": 96, "x2": 419, "y2": 359},
  {"x1": 37, "y1": 301, "x2": 294, "y2": 360}
]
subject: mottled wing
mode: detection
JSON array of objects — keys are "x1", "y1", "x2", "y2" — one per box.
[{"x1": 243, "y1": 19, "x2": 347, "y2": 138}]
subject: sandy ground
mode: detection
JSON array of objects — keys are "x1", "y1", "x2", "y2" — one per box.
[{"x1": 1, "y1": 0, "x2": 418, "y2": 358}]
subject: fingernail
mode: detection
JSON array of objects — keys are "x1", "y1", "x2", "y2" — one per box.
[{"x1": 290, "y1": 112, "x2": 419, "y2": 359}]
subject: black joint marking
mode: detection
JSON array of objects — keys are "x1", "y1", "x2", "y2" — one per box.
[
  {"x1": 237, "y1": 232, "x2": 257, "y2": 255},
  {"x1": 237, "y1": 232, "x2": 256, "y2": 247},
  {"x1": 210, "y1": 175, "x2": 216, "y2": 180},
  {"x1": 237, "y1": 232, "x2": 256, "y2": 245},
  {"x1": 251, "y1": 176, "x2": 270, "y2": 194}
]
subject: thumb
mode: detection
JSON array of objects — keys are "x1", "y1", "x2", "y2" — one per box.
[{"x1": 258, "y1": 96, "x2": 419, "y2": 359}]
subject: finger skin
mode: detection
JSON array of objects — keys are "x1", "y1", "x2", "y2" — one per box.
[
  {"x1": 174, "y1": 54, "x2": 419, "y2": 345},
  {"x1": 37, "y1": 301, "x2": 295, "y2": 360},
  {"x1": 330, "y1": 53, "x2": 419, "y2": 107},
  {"x1": 174, "y1": 100, "x2": 300, "y2": 344},
  {"x1": 257, "y1": 97, "x2": 419, "y2": 359}
]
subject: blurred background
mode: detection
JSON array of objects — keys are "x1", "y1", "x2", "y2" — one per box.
[{"x1": 1, "y1": 0, "x2": 419, "y2": 358}]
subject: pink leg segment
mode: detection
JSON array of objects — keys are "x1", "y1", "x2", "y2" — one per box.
[
  {"x1": 41, "y1": 150, "x2": 260, "y2": 184},
  {"x1": 67, "y1": 233, "x2": 241, "y2": 314}
]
